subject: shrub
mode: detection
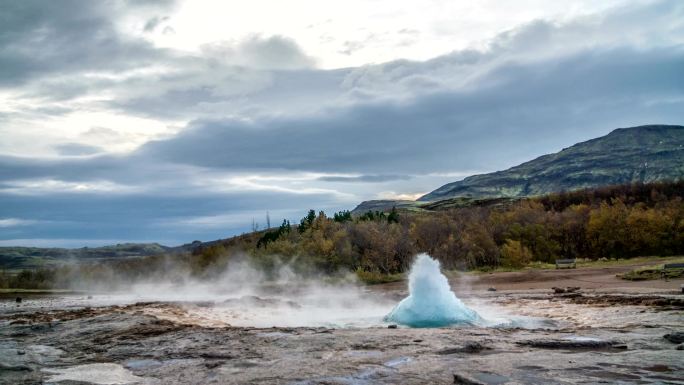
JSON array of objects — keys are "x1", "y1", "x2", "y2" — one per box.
[{"x1": 500, "y1": 239, "x2": 532, "y2": 268}]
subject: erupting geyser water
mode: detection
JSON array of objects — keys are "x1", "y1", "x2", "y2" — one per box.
[{"x1": 384, "y1": 254, "x2": 482, "y2": 327}]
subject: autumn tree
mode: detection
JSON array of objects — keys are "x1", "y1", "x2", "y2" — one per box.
[{"x1": 500, "y1": 239, "x2": 533, "y2": 268}]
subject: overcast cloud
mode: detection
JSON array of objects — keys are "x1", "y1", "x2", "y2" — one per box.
[{"x1": 0, "y1": 0, "x2": 682, "y2": 246}]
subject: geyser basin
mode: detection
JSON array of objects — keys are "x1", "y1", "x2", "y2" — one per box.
[{"x1": 385, "y1": 254, "x2": 482, "y2": 327}]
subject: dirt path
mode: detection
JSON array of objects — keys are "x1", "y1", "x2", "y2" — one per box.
[
  {"x1": 375, "y1": 258, "x2": 684, "y2": 296},
  {"x1": 464, "y1": 264, "x2": 684, "y2": 293}
]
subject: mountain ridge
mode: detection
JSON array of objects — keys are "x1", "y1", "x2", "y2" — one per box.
[{"x1": 354, "y1": 124, "x2": 684, "y2": 212}]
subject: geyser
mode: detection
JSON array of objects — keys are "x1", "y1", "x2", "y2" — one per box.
[{"x1": 384, "y1": 254, "x2": 482, "y2": 327}]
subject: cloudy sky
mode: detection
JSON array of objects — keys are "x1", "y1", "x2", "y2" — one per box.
[{"x1": 1, "y1": 0, "x2": 682, "y2": 247}]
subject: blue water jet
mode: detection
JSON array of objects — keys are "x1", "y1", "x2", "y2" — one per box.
[{"x1": 384, "y1": 254, "x2": 482, "y2": 327}]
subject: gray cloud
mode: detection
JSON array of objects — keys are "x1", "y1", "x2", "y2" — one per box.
[
  {"x1": 4, "y1": 45, "x2": 680, "y2": 183},
  {"x1": 2, "y1": 3, "x2": 683, "y2": 178},
  {"x1": 106, "y1": 2, "x2": 682, "y2": 123},
  {"x1": 54, "y1": 143, "x2": 104, "y2": 156},
  {"x1": 0, "y1": 0, "x2": 174, "y2": 87},
  {"x1": 137, "y1": 47, "x2": 683, "y2": 174},
  {"x1": 235, "y1": 35, "x2": 316, "y2": 70},
  {"x1": 0, "y1": 154, "x2": 127, "y2": 182},
  {"x1": 143, "y1": 16, "x2": 170, "y2": 32},
  {"x1": 109, "y1": 66, "x2": 347, "y2": 120},
  {"x1": 318, "y1": 175, "x2": 413, "y2": 183},
  {"x1": 1, "y1": 1, "x2": 314, "y2": 115}
]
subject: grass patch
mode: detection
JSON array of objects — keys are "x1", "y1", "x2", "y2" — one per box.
[
  {"x1": 468, "y1": 256, "x2": 684, "y2": 274},
  {"x1": 467, "y1": 261, "x2": 556, "y2": 274},
  {"x1": 620, "y1": 265, "x2": 684, "y2": 281},
  {"x1": 575, "y1": 256, "x2": 684, "y2": 268},
  {"x1": 299, "y1": 256, "x2": 684, "y2": 284},
  {"x1": 355, "y1": 269, "x2": 404, "y2": 285}
]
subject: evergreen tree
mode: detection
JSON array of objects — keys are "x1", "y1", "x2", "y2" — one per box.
[
  {"x1": 334, "y1": 210, "x2": 353, "y2": 223},
  {"x1": 387, "y1": 206, "x2": 399, "y2": 223},
  {"x1": 299, "y1": 209, "x2": 317, "y2": 233}
]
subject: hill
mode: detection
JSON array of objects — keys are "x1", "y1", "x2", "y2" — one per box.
[
  {"x1": 0, "y1": 243, "x2": 172, "y2": 270},
  {"x1": 419, "y1": 124, "x2": 684, "y2": 202}
]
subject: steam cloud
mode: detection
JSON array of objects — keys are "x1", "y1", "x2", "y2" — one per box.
[{"x1": 77, "y1": 258, "x2": 397, "y2": 328}]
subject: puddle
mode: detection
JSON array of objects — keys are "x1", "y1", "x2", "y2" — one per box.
[
  {"x1": 346, "y1": 350, "x2": 382, "y2": 358},
  {"x1": 124, "y1": 359, "x2": 162, "y2": 370},
  {"x1": 472, "y1": 372, "x2": 510, "y2": 384},
  {"x1": 384, "y1": 357, "x2": 411, "y2": 368},
  {"x1": 563, "y1": 336, "x2": 603, "y2": 342},
  {"x1": 256, "y1": 331, "x2": 294, "y2": 338},
  {"x1": 486, "y1": 315, "x2": 563, "y2": 330}
]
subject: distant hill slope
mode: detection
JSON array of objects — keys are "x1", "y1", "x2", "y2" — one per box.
[
  {"x1": 0, "y1": 243, "x2": 171, "y2": 270},
  {"x1": 419, "y1": 124, "x2": 684, "y2": 202}
]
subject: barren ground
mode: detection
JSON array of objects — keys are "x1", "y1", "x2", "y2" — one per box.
[{"x1": 1, "y1": 264, "x2": 682, "y2": 385}]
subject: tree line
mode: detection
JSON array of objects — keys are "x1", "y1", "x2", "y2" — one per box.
[{"x1": 2, "y1": 181, "x2": 683, "y2": 289}]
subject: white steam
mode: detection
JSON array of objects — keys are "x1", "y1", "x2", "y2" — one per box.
[{"x1": 81, "y1": 259, "x2": 397, "y2": 328}]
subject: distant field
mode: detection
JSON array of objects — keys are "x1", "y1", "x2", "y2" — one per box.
[{"x1": 0, "y1": 243, "x2": 170, "y2": 270}]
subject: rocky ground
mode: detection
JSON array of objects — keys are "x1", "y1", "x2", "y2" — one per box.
[{"x1": 1, "y1": 267, "x2": 683, "y2": 384}]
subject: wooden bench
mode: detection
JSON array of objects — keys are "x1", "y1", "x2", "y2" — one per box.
[
  {"x1": 661, "y1": 263, "x2": 684, "y2": 279},
  {"x1": 555, "y1": 259, "x2": 576, "y2": 269}
]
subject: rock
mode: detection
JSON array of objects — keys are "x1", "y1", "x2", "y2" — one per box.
[
  {"x1": 487, "y1": 287, "x2": 497, "y2": 292},
  {"x1": 462, "y1": 342, "x2": 487, "y2": 353},
  {"x1": 676, "y1": 344, "x2": 684, "y2": 350},
  {"x1": 387, "y1": 324, "x2": 398, "y2": 329},
  {"x1": 438, "y1": 342, "x2": 488, "y2": 355},
  {"x1": 565, "y1": 294, "x2": 683, "y2": 308},
  {"x1": 204, "y1": 361, "x2": 224, "y2": 369},
  {"x1": 516, "y1": 338, "x2": 615, "y2": 349},
  {"x1": 200, "y1": 352, "x2": 235, "y2": 360},
  {"x1": 453, "y1": 373, "x2": 485, "y2": 385},
  {"x1": 663, "y1": 332, "x2": 684, "y2": 344},
  {"x1": 87, "y1": 295, "x2": 93, "y2": 299},
  {"x1": 644, "y1": 364, "x2": 672, "y2": 372},
  {"x1": 556, "y1": 292, "x2": 583, "y2": 298},
  {"x1": 16, "y1": 297, "x2": 22, "y2": 303},
  {"x1": 438, "y1": 347, "x2": 464, "y2": 355},
  {"x1": 0, "y1": 363, "x2": 31, "y2": 372},
  {"x1": 566, "y1": 286, "x2": 580, "y2": 293},
  {"x1": 552, "y1": 287, "x2": 566, "y2": 294}
]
